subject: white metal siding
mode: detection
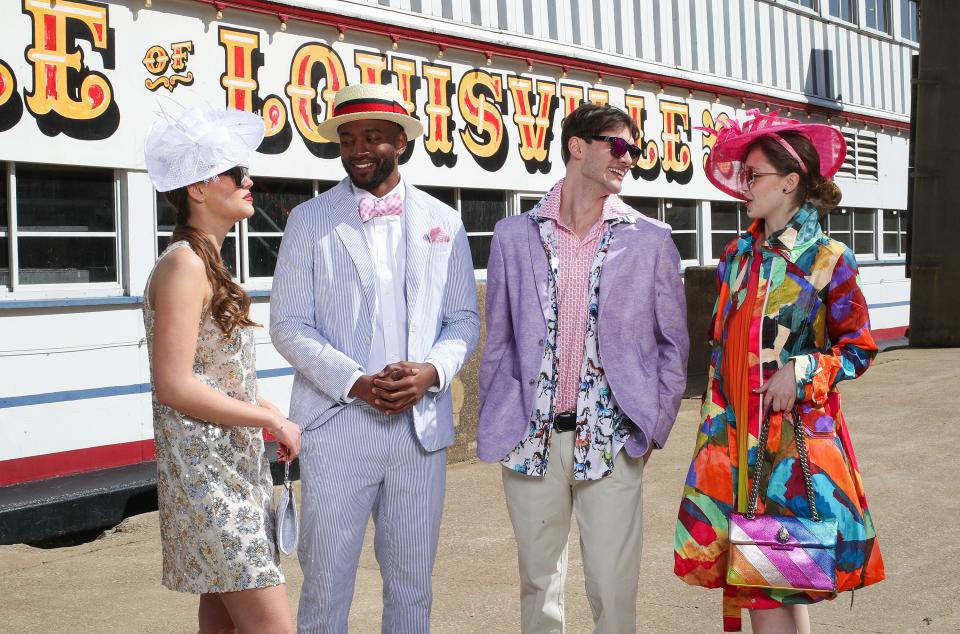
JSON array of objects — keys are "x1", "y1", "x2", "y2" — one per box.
[{"x1": 357, "y1": 0, "x2": 916, "y2": 116}]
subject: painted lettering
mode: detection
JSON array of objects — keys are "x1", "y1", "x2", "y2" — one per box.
[
  {"x1": 21, "y1": 0, "x2": 118, "y2": 138},
  {"x1": 286, "y1": 42, "x2": 347, "y2": 158},
  {"x1": 458, "y1": 69, "x2": 508, "y2": 171},
  {"x1": 559, "y1": 84, "x2": 585, "y2": 118},
  {"x1": 421, "y1": 62, "x2": 456, "y2": 167},
  {"x1": 218, "y1": 27, "x2": 289, "y2": 153},
  {"x1": 660, "y1": 100, "x2": 693, "y2": 184},
  {"x1": 700, "y1": 108, "x2": 732, "y2": 168},
  {"x1": 0, "y1": 58, "x2": 24, "y2": 132},
  {"x1": 507, "y1": 76, "x2": 558, "y2": 174},
  {"x1": 623, "y1": 94, "x2": 661, "y2": 181}
]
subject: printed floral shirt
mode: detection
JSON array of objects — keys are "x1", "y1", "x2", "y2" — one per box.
[{"x1": 501, "y1": 181, "x2": 635, "y2": 480}]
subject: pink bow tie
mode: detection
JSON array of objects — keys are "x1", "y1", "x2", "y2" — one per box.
[{"x1": 358, "y1": 192, "x2": 403, "y2": 222}]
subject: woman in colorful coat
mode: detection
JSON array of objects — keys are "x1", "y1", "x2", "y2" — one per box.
[{"x1": 674, "y1": 111, "x2": 885, "y2": 633}]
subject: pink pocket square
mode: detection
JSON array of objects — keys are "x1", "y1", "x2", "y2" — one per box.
[{"x1": 427, "y1": 226, "x2": 451, "y2": 243}]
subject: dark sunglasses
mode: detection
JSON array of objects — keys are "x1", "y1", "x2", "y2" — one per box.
[
  {"x1": 591, "y1": 136, "x2": 642, "y2": 161},
  {"x1": 219, "y1": 165, "x2": 249, "y2": 187}
]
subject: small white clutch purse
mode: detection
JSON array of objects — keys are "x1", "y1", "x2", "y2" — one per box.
[{"x1": 275, "y1": 460, "x2": 299, "y2": 556}]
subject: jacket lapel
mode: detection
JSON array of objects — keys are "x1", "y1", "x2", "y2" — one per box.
[
  {"x1": 527, "y1": 217, "x2": 550, "y2": 326},
  {"x1": 332, "y1": 182, "x2": 377, "y2": 316},
  {"x1": 598, "y1": 221, "x2": 628, "y2": 316},
  {"x1": 404, "y1": 184, "x2": 432, "y2": 337}
]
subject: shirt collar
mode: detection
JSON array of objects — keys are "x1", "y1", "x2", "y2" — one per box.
[
  {"x1": 531, "y1": 178, "x2": 635, "y2": 226},
  {"x1": 741, "y1": 203, "x2": 824, "y2": 262},
  {"x1": 351, "y1": 177, "x2": 405, "y2": 205},
  {"x1": 765, "y1": 204, "x2": 822, "y2": 253}
]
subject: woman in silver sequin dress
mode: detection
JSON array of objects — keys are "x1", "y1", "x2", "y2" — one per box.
[{"x1": 142, "y1": 108, "x2": 300, "y2": 634}]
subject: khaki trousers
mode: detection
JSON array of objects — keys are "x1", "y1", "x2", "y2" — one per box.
[{"x1": 501, "y1": 429, "x2": 646, "y2": 634}]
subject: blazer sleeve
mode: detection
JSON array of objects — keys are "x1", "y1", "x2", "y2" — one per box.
[
  {"x1": 424, "y1": 222, "x2": 481, "y2": 392},
  {"x1": 791, "y1": 248, "x2": 877, "y2": 405},
  {"x1": 269, "y1": 203, "x2": 363, "y2": 402},
  {"x1": 651, "y1": 231, "x2": 690, "y2": 449}
]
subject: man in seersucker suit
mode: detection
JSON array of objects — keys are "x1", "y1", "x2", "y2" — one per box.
[{"x1": 270, "y1": 83, "x2": 480, "y2": 633}]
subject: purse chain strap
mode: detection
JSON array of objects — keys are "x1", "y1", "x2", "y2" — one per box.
[{"x1": 744, "y1": 406, "x2": 821, "y2": 522}]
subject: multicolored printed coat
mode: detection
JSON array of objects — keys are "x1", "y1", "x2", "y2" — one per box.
[{"x1": 674, "y1": 205, "x2": 885, "y2": 631}]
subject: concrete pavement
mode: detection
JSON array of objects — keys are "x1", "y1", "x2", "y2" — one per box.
[{"x1": 1, "y1": 347, "x2": 957, "y2": 632}]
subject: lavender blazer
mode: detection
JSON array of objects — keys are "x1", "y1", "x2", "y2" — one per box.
[{"x1": 477, "y1": 207, "x2": 689, "y2": 462}]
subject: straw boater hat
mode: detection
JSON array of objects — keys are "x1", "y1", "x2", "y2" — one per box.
[
  {"x1": 702, "y1": 109, "x2": 847, "y2": 201},
  {"x1": 143, "y1": 106, "x2": 264, "y2": 192},
  {"x1": 316, "y1": 83, "x2": 424, "y2": 141}
]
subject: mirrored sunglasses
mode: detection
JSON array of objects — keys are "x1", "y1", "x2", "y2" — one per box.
[{"x1": 591, "y1": 136, "x2": 643, "y2": 161}]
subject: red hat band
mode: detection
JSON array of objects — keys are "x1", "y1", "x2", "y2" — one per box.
[{"x1": 332, "y1": 98, "x2": 409, "y2": 118}]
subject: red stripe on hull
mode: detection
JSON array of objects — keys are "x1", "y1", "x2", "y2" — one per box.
[
  {"x1": 0, "y1": 440, "x2": 156, "y2": 487},
  {"x1": 873, "y1": 326, "x2": 908, "y2": 340},
  {"x1": 2, "y1": 431, "x2": 276, "y2": 487}
]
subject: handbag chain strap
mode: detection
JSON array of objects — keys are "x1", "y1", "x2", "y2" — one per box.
[
  {"x1": 283, "y1": 460, "x2": 292, "y2": 491},
  {"x1": 744, "y1": 407, "x2": 821, "y2": 522}
]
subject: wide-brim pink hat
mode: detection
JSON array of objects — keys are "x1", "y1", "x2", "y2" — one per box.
[{"x1": 703, "y1": 109, "x2": 846, "y2": 201}]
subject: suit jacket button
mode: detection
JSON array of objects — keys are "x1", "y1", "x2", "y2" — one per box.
[
  {"x1": 538, "y1": 339, "x2": 544, "y2": 346},
  {"x1": 528, "y1": 378, "x2": 535, "y2": 385}
]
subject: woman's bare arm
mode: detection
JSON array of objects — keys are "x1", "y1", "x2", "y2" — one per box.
[{"x1": 149, "y1": 248, "x2": 300, "y2": 457}]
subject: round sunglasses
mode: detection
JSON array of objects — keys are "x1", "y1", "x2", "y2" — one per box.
[
  {"x1": 591, "y1": 136, "x2": 643, "y2": 161},
  {"x1": 738, "y1": 168, "x2": 781, "y2": 191}
]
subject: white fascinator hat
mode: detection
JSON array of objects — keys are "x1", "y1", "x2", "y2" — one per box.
[{"x1": 144, "y1": 107, "x2": 265, "y2": 192}]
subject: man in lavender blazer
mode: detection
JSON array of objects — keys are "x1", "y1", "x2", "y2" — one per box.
[{"x1": 478, "y1": 104, "x2": 688, "y2": 633}]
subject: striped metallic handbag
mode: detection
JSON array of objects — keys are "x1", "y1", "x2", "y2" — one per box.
[{"x1": 726, "y1": 408, "x2": 838, "y2": 592}]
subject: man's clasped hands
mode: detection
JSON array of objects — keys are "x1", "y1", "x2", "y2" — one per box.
[{"x1": 348, "y1": 361, "x2": 439, "y2": 415}]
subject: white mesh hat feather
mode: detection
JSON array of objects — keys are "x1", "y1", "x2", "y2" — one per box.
[{"x1": 143, "y1": 107, "x2": 264, "y2": 192}]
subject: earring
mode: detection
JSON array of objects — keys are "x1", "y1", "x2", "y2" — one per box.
[{"x1": 782, "y1": 188, "x2": 788, "y2": 193}]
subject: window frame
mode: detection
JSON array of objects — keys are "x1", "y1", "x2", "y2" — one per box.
[
  {"x1": 622, "y1": 195, "x2": 702, "y2": 266},
  {"x1": 707, "y1": 200, "x2": 749, "y2": 264},
  {"x1": 780, "y1": 0, "x2": 820, "y2": 15},
  {"x1": 852, "y1": 208, "x2": 877, "y2": 259},
  {"x1": 153, "y1": 193, "x2": 241, "y2": 281},
  {"x1": 898, "y1": 0, "x2": 919, "y2": 42},
  {"x1": 880, "y1": 208, "x2": 908, "y2": 259},
  {"x1": 458, "y1": 187, "x2": 511, "y2": 275},
  {"x1": 826, "y1": 0, "x2": 858, "y2": 24},
  {"x1": 516, "y1": 191, "x2": 544, "y2": 216},
  {"x1": 863, "y1": 0, "x2": 892, "y2": 34},
  {"x1": 242, "y1": 177, "x2": 324, "y2": 288},
  {"x1": 825, "y1": 207, "x2": 882, "y2": 261},
  {"x1": 153, "y1": 177, "x2": 325, "y2": 290},
  {"x1": 418, "y1": 185, "x2": 522, "y2": 275},
  {"x1": 1, "y1": 162, "x2": 125, "y2": 299},
  {"x1": 663, "y1": 198, "x2": 701, "y2": 266}
]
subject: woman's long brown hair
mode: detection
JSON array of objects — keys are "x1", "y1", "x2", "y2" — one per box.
[{"x1": 164, "y1": 186, "x2": 258, "y2": 335}]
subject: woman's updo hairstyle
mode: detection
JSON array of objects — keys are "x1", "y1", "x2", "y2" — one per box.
[{"x1": 751, "y1": 131, "x2": 843, "y2": 212}]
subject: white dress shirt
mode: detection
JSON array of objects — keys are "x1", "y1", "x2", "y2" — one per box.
[{"x1": 343, "y1": 180, "x2": 443, "y2": 401}]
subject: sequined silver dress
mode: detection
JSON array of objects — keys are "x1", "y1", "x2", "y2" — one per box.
[{"x1": 143, "y1": 241, "x2": 283, "y2": 594}]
